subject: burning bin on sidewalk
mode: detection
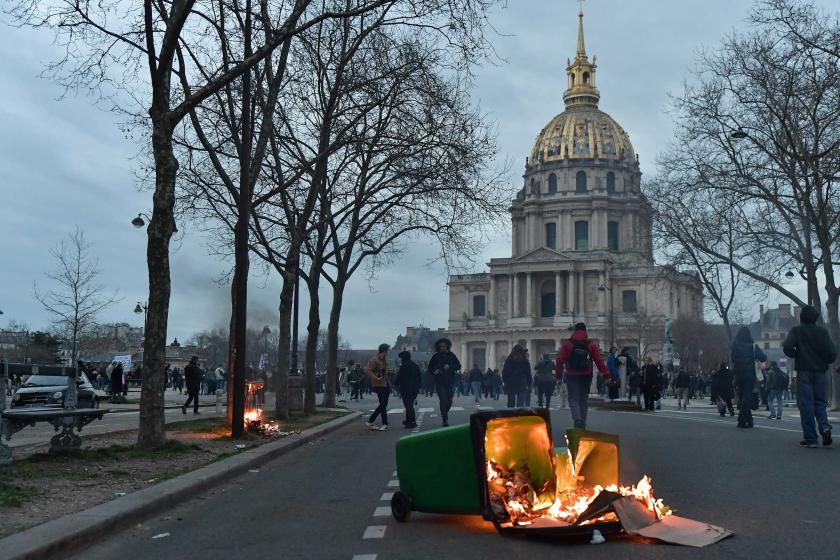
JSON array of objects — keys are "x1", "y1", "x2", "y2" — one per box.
[{"x1": 392, "y1": 409, "x2": 624, "y2": 537}]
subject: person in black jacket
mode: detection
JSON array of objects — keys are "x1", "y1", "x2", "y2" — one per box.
[
  {"x1": 711, "y1": 362, "x2": 735, "y2": 416},
  {"x1": 468, "y1": 364, "x2": 484, "y2": 406},
  {"x1": 764, "y1": 361, "x2": 788, "y2": 420},
  {"x1": 731, "y1": 327, "x2": 767, "y2": 428},
  {"x1": 182, "y1": 356, "x2": 203, "y2": 415},
  {"x1": 502, "y1": 345, "x2": 531, "y2": 408},
  {"x1": 395, "y1": 351, "x2": 421, "y2": 428},
  {"x1": 427, "y1": 338, "x2": 461, "y2": 427},
  {"x1": 674, "y1": 367, "x2": 690, "y2": 410},
  {"x1": 783, "y1": 305, "x2": 837, "y2": 447}
]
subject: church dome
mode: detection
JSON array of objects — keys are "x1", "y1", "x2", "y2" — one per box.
[
  {"x1": 530, "y1": 107, "x2": 635, "y2": 163},
  {"x1": 528, "y1": 5, "x2": 636, "y2": 166}
]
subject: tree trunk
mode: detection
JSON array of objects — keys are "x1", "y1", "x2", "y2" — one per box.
[
  {"x1": 274, "y1": 266, "x2": 294, "y2": 420},
  {"x1": 226, "y1": 313, "x2": 236, "y2": 424},
  {"x1": 824, "y1": 284, "x2": 840, "y2": 410},
  {"x1": 321, "y1": 277, "x2": 345, "y2": 408},
  {"x1": 303, "y1": 269, "x2": 321, "y2": 414},
  {"x1": 137, "y1": 113, "x2": 177, "y2": 449}
]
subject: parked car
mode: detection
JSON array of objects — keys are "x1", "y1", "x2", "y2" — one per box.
[{"x1": 10, "y1": 372, "x2": 99, "y2": 409}]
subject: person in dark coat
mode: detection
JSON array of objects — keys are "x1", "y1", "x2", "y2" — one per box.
[
  {"x1": 396, "y1": 351, "x2": 421, "y2": 429},
  {"x1": 534, "y1": 356, "x2": 556, "y2": 408},
  {"x1": 182, "y1": 356, "x2": 203, "y2": 415},
  {"x1": 731, "y1": 326, "x2": 767, "y2": 428},
  {"x1": 110, "y1": 362, "x2": 124, "y2": 403},
  {"x1": 783, "y1": 304, "x2": 837, "y2": 447},
  {"x1": 427, "y1": 338, "x2": 461, "y2": 427},
  {"x1": 711, "y1": 362, "x2": 735, "y2": 416},
  {"x1": 502, "y1": 344, "x2": 531, "y2": 408},
  {"x1": 640, "y1": 357, "x2": 662, "y2": 412},
  {"x1": 468, "y1": 364, "x2": 484, "y2": 406}
]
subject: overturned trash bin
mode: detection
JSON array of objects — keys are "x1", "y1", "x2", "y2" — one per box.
[{"x1": 392, "y1": 409, "x2": 732, "y2": 547}]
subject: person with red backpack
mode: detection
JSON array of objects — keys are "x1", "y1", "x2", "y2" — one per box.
[{"x1": 555, "y1": 323, "x2": 610, "y2": 429}]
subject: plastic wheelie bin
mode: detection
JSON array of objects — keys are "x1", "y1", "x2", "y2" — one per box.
[{"x1": 391, "y1": 408, "x2": 621, "y2": 538}]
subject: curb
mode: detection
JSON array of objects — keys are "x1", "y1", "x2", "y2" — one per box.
[{"x1": 0, "y1": 411, "x2": 361, "y2": 560}]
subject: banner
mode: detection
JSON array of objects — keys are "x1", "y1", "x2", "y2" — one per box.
[{"x1": 113, "y1": 354, "x2": 132, "y2": 372}]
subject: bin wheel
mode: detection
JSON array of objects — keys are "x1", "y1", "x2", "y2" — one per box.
[{"x1": 391, "y1": 491, "x2": 412, "y2": 522}]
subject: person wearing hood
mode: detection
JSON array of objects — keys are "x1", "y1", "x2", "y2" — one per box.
[
  {"x1": 395, "y1": 351, "x2": 421, "y2": 429},
  {"x1": 534, "y1": 355, "x2": 556, "y2": 408},
  {"x1": 555, "y1": 323, "x2": 609, "y2": 429},
  {"x1": 711, "y1": 362, "x2": 735, "y2": 416},
  {"x1": 468, "y1": 364, "x2": 484, "y2": 407},
  {"x1": 731, "y1": 326, "x2": 767, "y2": 428},
  {"x1": 427, "y1": 338, "x2": 461, "y2": 427},
  {"x1": 783, "y1": 305, "x2": 837, "y2": 447},
  {"x1": 182, "y1": 356, "x2": 202, "y2": 415},
  {"x1": 502, "y1": 345, "x2": 532, "y2": 408}
]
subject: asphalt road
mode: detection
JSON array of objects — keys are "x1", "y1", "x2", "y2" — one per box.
[{"x1": 71, "y1": 394, "x2": 840, "y2": 560}]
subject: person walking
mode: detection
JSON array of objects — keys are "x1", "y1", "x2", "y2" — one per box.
[
  {"x1": 555, "y1": 323, "x2": 610, "y2": 428},
  {"x1": 502, "y1": 345, "x2": 531, "y2": 408},
  {"x1": 365, "y1": 344, "x2": 391, "y2": 431},
  {"x1": 711, "y1": 362, "x2": 735, "y2": 416},
  {"x1": 765, "y1": 361, "x2": 788, "y2": 420},
  {"x1": 675, "y1": 367, "x2": 690, "y2": 410},
  {"x1": 428, "y1": 338, "x2": 461, "y2": 427},
  {"x1": 731, "y1": 326, "x2": 767, "y2": 429},
  {"x1": 182, "y1": 356, "x2": 202, "y2": 415},
  {"x1": 640, "y1": 357, "x2": 662, "y2": 412},
  {"x1": 605, "y1": 348, "x2": 620, "y2": 402},
  {"x1": 395, "y1": 351, "x2": 421, "y2": 429},
  {"x1": 348, "y1": 363, "x2": 363, "y2": 401},
  {"x1": 556, "y1": 366, "x2": 569, "y2": 408},
  {"x1": 783, "y1": 305, "x2": 836, "y2": 447},
  {"x1": 468, "y1": 364, "x2": 484, "y2": 407},
  {"x1": 109, "y1": 362, "x2": 124, "y2": 404},
  {"x1": 534, "y1": 355, "x2": 556, "y2": 408}
]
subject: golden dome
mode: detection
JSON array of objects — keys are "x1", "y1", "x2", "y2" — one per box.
[{"x1": 530, "y1": 107, "x2": 635, "y2": 163}]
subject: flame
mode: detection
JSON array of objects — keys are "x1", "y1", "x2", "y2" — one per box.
[
  {"x1": 487, "y1": 459, "x2": 670, "y2": 525},
  {"x1": 244, "y1": 408, "x2": 263, "y2": 424}
]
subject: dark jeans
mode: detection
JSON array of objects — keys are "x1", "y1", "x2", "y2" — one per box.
[
  {"x1": 184, "y1": 385, "x2": 199, "y2": 413},
  {"x1": 719, "y1": 397, "x2": 734, "y2": 415},
  {"x1": 797, "y1": 370, "x2": 831, "y2": 443},
  {"x1": 435, "y1": 379, "x2": 454, "y2": 423},
  {"x1": 537, "y1": 381, "x2": 556, "y2": 408},
  {"x1": 642, "y1": 384, "x2": 657, "y2": 411},
  {"x1": 506, "y1": 390, "x2": 528, "y2": 408},
  {"x1": 402, "y1": 392, "x2": 418, "y2": 425},
  {"x1": 369, "y1": 386, "x2": 390, "y2": 425},
  {"x1": 567, "y1": 375, "x2": 592, "y2": 428},
  {"x1": 350, "y1": 383, "x2": 361, "y2": 400},
  {"x1": 737, "y1": 378, "x2": 755, "y2": 427}
]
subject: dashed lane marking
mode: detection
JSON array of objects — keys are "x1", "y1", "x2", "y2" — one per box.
[
  {"x1": 362, "y1": 526, "x2": 387, "y2": 539},
  {"x1": 648, "y1": 410, "x2": 802, "y2": 433},
  {"x1": 418, "y1": 407, "x2": 434, "y2": 412},
  {"x1": 373, "y1": 506, "x2": 391, "y2": 517},
  {"x1": 380, "y1": 492, "x2": 393, "y2": 501},
  {"x1": 352, "y1": 555, "x2": 377, "y2": 560},
  {"x1": 387, "y1": 479, "x2": 400, "y2": 487},
  {"x1": 450, "y1": 406, "x2": 465, "y2": 411},
  {"x1": 387, "y1": 408, "x2": 405, "y2": 414}
]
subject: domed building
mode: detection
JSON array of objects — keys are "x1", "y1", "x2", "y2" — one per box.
[{"x1": 446, "y1": 7, "x2": 702, "y2": 371}]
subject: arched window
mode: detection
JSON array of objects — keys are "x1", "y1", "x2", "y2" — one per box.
[
  {"x1": 583, "y1": 72, "x2": 590, "y2": 85},
  {"x1": 548, "y1": 173, "x2": 557, "y2": 193},
  {"x1": 606, "y1": 172, "x2": 616, "y2": 194},
  {"x1": 576, "y1": 171, "x2": 587, "y2": 193}
]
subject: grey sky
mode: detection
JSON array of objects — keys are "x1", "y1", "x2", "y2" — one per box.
[{"x1": 0, "y1": 1, "x2": 824, "y2": 349}]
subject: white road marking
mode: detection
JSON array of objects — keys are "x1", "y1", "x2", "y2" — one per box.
[
  {"x1": 373, "y1": 506, "x2": 391, "y2": 517},
  {"x1": 352, "y1": 554, "x2": 377, "y2": 560},
  {"x1": 388, "y1": 409, "x2": 404, "y2": 414},
  {"x1": 418, "y1": 407, "x2": 434, "y2": 412},
  {"x1": 387, "y1": 479, "x2": 400, "y2": 487},
  {"x1": 392, "y1": 470, "x2": 397, "y2": 476},
  {"x1": 380, "y1": 492, "x2": 394, "y2": 501},
  {"x1": 450, "y1": 406, "x2": 465, "y2": 411},
  {"x1": 648, "y1": 411, "x2": 802, "y2": 433},
  {"x1": 362, "y1": 526, "x2": 387, "y2": 539}
]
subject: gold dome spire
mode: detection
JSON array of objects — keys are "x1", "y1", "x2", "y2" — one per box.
[{"x1": 564, "y1": 1, "x2": 599, "y2": 109}]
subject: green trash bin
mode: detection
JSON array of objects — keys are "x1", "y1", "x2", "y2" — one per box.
[{"x1": 392, "y1": 408, "x2": 622, "y2": 539}]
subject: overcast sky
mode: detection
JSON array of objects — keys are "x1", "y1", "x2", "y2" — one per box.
[{"x1": 0, "y1": 1, "x2": 825, "y2": 349}]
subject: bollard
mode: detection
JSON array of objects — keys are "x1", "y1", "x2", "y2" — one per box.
[{"x1": 215, "y1": 389, "x2": 224, "y2": 415}]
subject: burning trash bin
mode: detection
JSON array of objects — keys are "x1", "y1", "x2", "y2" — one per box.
[{"x1": 392, "y1": 409, "x2": 733, "y2": 546}]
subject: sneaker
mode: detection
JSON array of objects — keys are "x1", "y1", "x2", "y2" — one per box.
[
  {"x1": 768, "y1": 415, "x2": 776, "y2": 419},
  {"x1": 365, "y1": 421, "x2": 375, "y2": 429},
  {"x1": 776, "y1": 416, "x2": 782, "y2": 420},
  {"x1": 181, "y1": 406, "x2": 186, "y2": 415},
  {"x1": 378, "y1": 425, "x2": 388, "y2": 431},
  {"x1": 822, "y1": 429, "x2": 833, "y2": 446},
  {"x1": 194, "y1": 411, "x2": 201, "y2": 415},
  {"x1": 800, "y1": 440, "x2": 819, "y2": 448},
  {"x1": 442, "y1": 421, "x2": 449, "y2": 427}
]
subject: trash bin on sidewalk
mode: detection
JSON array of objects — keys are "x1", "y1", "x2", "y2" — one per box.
[{"x1": 391, "y1": 408, "x2": 622, "y2": 537}]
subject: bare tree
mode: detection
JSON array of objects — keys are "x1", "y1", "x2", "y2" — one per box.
[{"x1": 34, "y1": 229, "x2": 120, "y2": 365}]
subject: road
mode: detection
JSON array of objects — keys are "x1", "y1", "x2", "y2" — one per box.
[{"x1": 71, "y1": 393, "x2": 839, "y2": 560}]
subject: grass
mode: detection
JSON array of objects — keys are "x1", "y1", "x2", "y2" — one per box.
[
  {"x1": 0, "y1": 481, "x2": 39, "y2": 507},
  {"x1": 22, "y1": 440, "x2": 203, "y2": 463}
]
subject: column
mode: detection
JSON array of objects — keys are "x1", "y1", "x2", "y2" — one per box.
[
  {"x1": 555, "y1": 271, "x2": 562, "y2": 316},
  {"x1": 508, "y1": 274, "x2": 514, "y2": 317},
  {"x1": 578, "y1": 271, "x2": 585, "y2": 316},
  {"x1": 598, "y1": 271, "x2": 606, "y2": 318},
  {"x1": 567, "y1": 270, "x2": 576, "y2": 315},
  {"x1": 529, "y1": 338, "x2": 539, "y2": 361},
  {"x1": 461, "y1": 341, "x2": 469, "y2": 369},
  {"x1": 526, "y1": 273, "x2": 534, "y2": 317},
  {"x1": 487, "y1": 340, "x2": 496, "y2": 370},
  {"x1": 512, "y1": 273, "x2": 520, "y2": 317},
  {"x1": 488, "y1": 275, "x2": 496, "y2": 318}
]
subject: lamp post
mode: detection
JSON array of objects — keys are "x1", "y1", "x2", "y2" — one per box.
[
  {"x1": 133, "y1": 301, "x2": 148, "y2": 323},
  {"x1": 131, "y1": 213, "x2": 178, "y2": 233}
]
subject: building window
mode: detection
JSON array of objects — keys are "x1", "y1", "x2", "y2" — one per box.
[
  {"x1": 607, "y1": 172, "x2": 616, "y2": 193},
  {"x1": 574, "y1": 221, "x2": 588, "y2": 251},
  {"x1": 622, "y1": 290, "x2": 637, "y2": 313},
  {"x1": 473, "y1": 295, "x2": 486, "y2": 317},
  {"x1": 608, "y1": 221, "x2": 619, "y2": 251},
  {"x1": 541, "y1": 293, "x2": 556, "y2": 317},
  {"x1": 548, "y1": 173, "x2": 557, "y2": 193},
  {"x1": 545, "y1": 222, "x2": 557, "y2": 249},
  {"x1": 764, "y1": 342, "x2": 770, "y2": 349},
  {"x1": 576, "y1": 171, "x2": 587, "y2": 193}
]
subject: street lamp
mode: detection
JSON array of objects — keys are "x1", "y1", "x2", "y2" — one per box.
[
  {"x1": 131, "y1": 212, "x2": 178, "y2": 233},
  {"x1": 731, "y1": 128, "x2": 748, "y2": 140},
  {"x1": 785, "y1": 270, "x2": 795, "y2": 279},
  {"x1": 134, "y1": 301, "x2": 148, "y2": 324},
  {"x1": 597, "y1": 284, "x2": 615, "y2": 350}
]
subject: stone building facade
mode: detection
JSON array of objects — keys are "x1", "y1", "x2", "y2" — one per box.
[{"x1": 446, "y1": 8, "x2": 702, "y2": 370}]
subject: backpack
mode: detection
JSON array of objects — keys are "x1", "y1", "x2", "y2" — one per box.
[{"x1": 568, "y1": 339, "x2": 592, "y2": 371}]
